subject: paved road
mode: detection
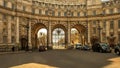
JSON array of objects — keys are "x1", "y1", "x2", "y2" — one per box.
[{"x1": 0, "y1": 50, "x2": 119, "y2": 68}]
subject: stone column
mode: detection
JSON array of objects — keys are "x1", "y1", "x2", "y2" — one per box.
[
  {"x1": 100, "y1": 20, "x2": 102, "y2": 42},
  {"x1": 114, "y1": 8, "x2": 118, "y2": 13},
  {"x1": 114, "y1": 20, "x2": 118, "y2": 43},
  {"x1": 67, "y1": 22, "x2": 71, "y2": 46},
  {"x1": 88, "y1": 22, "x2": 91, "y2": 44},
  {"x1": 28, "y1": 19, "x2": 32, "y2": 49},
  {"x1": 48, "y1": 21, "x2": 52, "y2": 46},
  {"x1": 8, "y1": 17, "x2": 11, "y2": 43},
  {"x1": 106, "y1": 21, "x2": 109, "y2": 43},
  {"x1": 106, "y1": 21, "x2": 110, "y2": 37},
  {"x1": 16, "y1": 17, "x2": 20, "y2": 45},
  {"x1": 0, "y1": 20, "x2": 2, "y2": 43}
]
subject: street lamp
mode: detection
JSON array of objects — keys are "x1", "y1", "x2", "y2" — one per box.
[
  {"x1": 57, "y1": 28, "x2": 61, "y2": 46},
  {"x1": 85, "y1": 0, "x2": 88, "y2": 44},
  {"x1": 26, "y1": 21, "x2": 29, "y2": 51},
  {"x1": 97, "y1": 20, "x2": 102, "y2": 42},
  {"x1": 21, "y1": 18, "x2": 29, "y2": 51}
]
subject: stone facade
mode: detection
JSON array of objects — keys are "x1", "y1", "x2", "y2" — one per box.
[{"x1": 0, "y1": 0, "x2": 120, "y2": 48}]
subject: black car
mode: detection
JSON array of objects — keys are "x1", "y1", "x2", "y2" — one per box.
[
  {"x1": 92, "y1": 43, "x2": 111, "y2": 53},
  {"x1": 99, "y1": 43, "x2": 111, "y2": 53},
  {"x1": 114, "y1": 44, "x2": 120, "y2": 55},
  {"x1": 92, "y1": 42, "x2": 100, "y2": 52}
]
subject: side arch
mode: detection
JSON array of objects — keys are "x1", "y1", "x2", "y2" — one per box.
[{"x1": 31, "y1": 23, "x2": 47, "y2": 49}]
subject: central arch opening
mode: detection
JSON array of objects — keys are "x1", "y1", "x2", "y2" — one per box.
[{"x1": 52, "y1": 28, "x2": 65, "y2": 49}]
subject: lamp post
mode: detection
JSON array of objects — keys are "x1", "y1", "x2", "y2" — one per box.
[
  {"x1": 21, "y1": 18, "x2": 29, "y2": 51},
  {"x1": 85, "y1": 0, "x2": 88, "y2": 45},
  {"x1": 26, "y1": 21, "x2": 29, "y2": 51},
  {"x1": 57, "y1": 28, "x2": 61, "y2": 47},
  {"x1": 97, "y1": 20, "x2": 102, "y2": 42}
]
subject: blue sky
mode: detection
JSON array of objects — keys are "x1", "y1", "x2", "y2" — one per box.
[{"x1": 101, "y1": 0, "x2": 109, "y2": 1}]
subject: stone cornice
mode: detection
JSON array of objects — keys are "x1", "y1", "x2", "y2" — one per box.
[{"x1": 0, "y1": 5, "x2": 120, "y2": 22}]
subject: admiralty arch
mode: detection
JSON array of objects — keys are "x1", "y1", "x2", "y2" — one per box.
[{"x1": 0, "y1": 0, "x2": 120, "y2": 49}]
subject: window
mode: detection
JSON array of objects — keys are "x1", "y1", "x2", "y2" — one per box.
[
  {"x1": 11, "y1": 16, "x2": 14, "y2": 20},
  {"x1": 110, "y1": 21, "x2": 114, "y2": 29},
  {"x1": 32, "y1": 8, "x2": 35, "y2": 14},
  {"x1": 12, "y1": 4, "x2": 15, "y2": 10},
  {"x1": 58, "y1": 12, "x2": 61, "y2": 16},
  {"x1": 93, "y1": 28, "x2": 96, "y2": 34},
  {"x1": 103, "y1": 21, "x2": 106, "y2": 28},
  {"x1": 103, "y1": 10, "x2": 106, "y2": 15},
  {"x1": 118, "y1": 8, "x2": 120, "y2": 13},
  {"x1": 84, "y1": 12, "x2": 86, "y2": 16},
  {"x1": 45, "y1": 10, "x2": 48, "y2": 15},
  {"x1": 3, "y1": 1, "x2": 7, "y2": 7},
  {"x1": 3, "y1": 15, "x2": 7, "y2": 20},
  {"x1": 118, "y1": 20, "x2": 120, "y2": 29},
  {"x1": 23, "y1": 6, "x2": 26, "y2": 11},
  {"x1": 118, "y1": 34, "x2": 120, "y2": 42},
  {"x1": 93, "y1": 21, "x2": 96, "y2": 25},
  {"x1": 71, "y1": 12, "x2": 73, "y2": 16},
  {"x1": 11, "y1": 36, "x2": 15, "y2": 43},
  {"x1": 93, "y1": 10, "x2": 96, "y2": 16},
  {"x1": 39, "y1": 9, "x2": 41, "y2": 14},
  {"x1": 3, "y1": 36, "x2": 7, "y2": 43},
  {"x1": 52, "y1": 11, "x2": 55, "y2": 16},
  {"x1": 64, "y1": 12, "x2": 67, "y2": 16},
  {"x1": 109, "y1": 9, "x2": 113, "y2": 14},
  {"x1": 77, "y1": 12, "x2": 80, "y2": 17}
]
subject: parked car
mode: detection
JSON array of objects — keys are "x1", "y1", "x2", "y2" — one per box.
[
  {"x1": 92, "y1": 42, "x2": 100, "y2": 52},
  {"x1": 39, "y1": 46, "x2": 47, "y2": 52},
  {"x1": 99, "y1": 43, "x2": 111, "y2": 53},
  {"x1": 81, "y1": 45, "x2": 91, "y2": 51},
  {"x1": 114, "y1": 44, "x2": 120, "y2": 55},
  {"x1": 92, "y1": 43, "x2": 111, "y2": 53},
  {"x1": 75, "y1": 43, "x2": 82, "y2": 50}
]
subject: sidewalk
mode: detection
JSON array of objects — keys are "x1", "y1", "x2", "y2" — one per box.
[{"x1": 0, "y1": 51, "x2": 26, "y2": 55}]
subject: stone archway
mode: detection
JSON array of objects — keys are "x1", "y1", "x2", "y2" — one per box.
[
  {"x1": 52, "y1": 24, "x2": 67, "y2": 49},
  {"x1": 31, "y1": 23, "x2": 47, "y2": 49},
  {"x1": 71, "y1": 24, "x2": 87, "y2": 45}
]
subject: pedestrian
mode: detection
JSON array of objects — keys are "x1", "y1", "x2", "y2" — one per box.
[{"x1": 12, "y1": 46, "x2": 15, "y2": 52}]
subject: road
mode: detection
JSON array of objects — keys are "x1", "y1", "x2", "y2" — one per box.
[{"x1": 0, "y1": 50, "x2": 119, "y2": 68}]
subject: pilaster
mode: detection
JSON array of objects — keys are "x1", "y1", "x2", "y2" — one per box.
[
  {"x1": 88, "y1": 22, "x2": 91, "y2": 44},
  {"x1": 8, "y1": 17, "x2": 11, "y2": 43},
  {"x1": 28, "y1": 19, "x2": 32, "y2": 49},
  {"x1": 106, "y1": 21, "x2": 110, "y2": 37},
  {"x1": 0, "y1": 20, "x2": 2, "y2": 43},
  {"x1": 16, "y1": 17, "x2": 20, "y2": 44},
  {"x1": 100, "y1": 20, "x2": 102, "y2": 42},
  {"x1": 67, "y1": 22, "x2": 71, "y2": 46},
  {"x1": 48, "y1": 21, "x2": 52, "y2": 46},
  {"x1": 114, "y1": 20, "x2": 118, "y2": 43}
]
